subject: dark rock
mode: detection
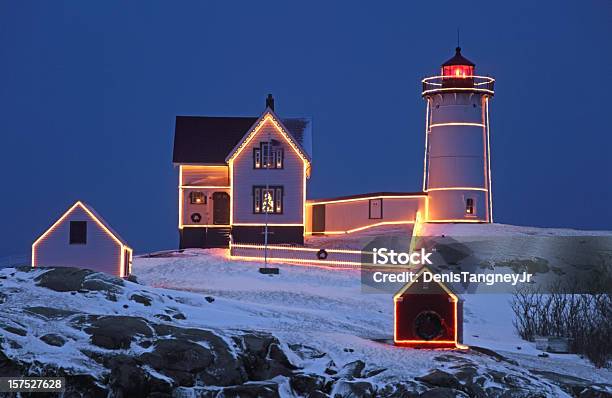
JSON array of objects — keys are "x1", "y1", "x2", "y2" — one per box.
[
  {"x1": 469, "y1": 346, "x2": 518, "y2": 365},
  {"x1": 123, "y1": 304, "x2": 129, "y2": 309},
  {"x1": 140, "y1": 339, "x2": 213, "y2": 386},
  {"x1": 237, "y1": 332, "x2": 298, "y2": 381},
  {"x1": 2, "y1": 325, "x2": 27, "y2": 336},
  {"x1": 40, "y1": 333, "x2": 66, "y2": 347},
  {"x1": 0, "y1": 292, "x2": 7, "y2": 304},
  {"x1": 154, "y1": 314, "x2": 173, "y2": 322},
  {"x1": 130, "y1": 293, "x2": 153, "y2": 306},
  {"x1": 107, "y1": 355, "x2": 173, "y2": 397},
  {"x1": 8, "y1": 340, "x2": 22, "y2": 349},
  {"x1": 205, "y1": 296, "x2": 215, "y2": 303},
  {"x1": 34, "y1": 267, "x2": 124, "y2": 293},
  {"x1": 34, "y1": 267, "x2": 95, "y2": 292},
  {"x1": 289, "y1": 343, "x2": 328, "y2": 360},
  {"x1": 336, "y1": 360, "x2": 366, "y2": 379},
  {"x1": 415, "y1": 370, "x2": 462, "y2": 390},
  {"x1": 82, "y1": 278, "x2": 122, "y2": 293},
  {"x1": 500, "y1": 373, "x2": 534, "y2": 389},
  {"x1": 498, "y1": 388, "x2": 545, "y2": 398},
  {"x1": 306, "y1": 391, "x2": 329, "y2": 398},
  {"x1": 419, "y1": 387, "x2": 469, "y2": 398},
  {"x1": 290, "y1": 373, "x2": 326, "y2": 396},
  {"x1": 378, "y1": 382, "x2": 423, "y2": 397},
  {"x1": 331, "y1": 380, "x2": 376, "y2": 397},
  {"x1": 529, "y1": 369, "x2": 597, "y2": 397},
  {"x1": 324, "y1": 360, "x2": 338, "y2": 375},
  {"x1": 80, "y1": 349, "x2": 108, "y2": 365},
  {"x1": 451, "y1": 365, "x2": 478, "y2": 383},
  {"x1": 126, "y1": 274, "x2": 139, "y2": 284},
  {"x1": 0, "y1": 349, "x2": 25, "y2": 377},
  {"x1": 140, "y1": 337, "x2": 245, "y2": 387},
  {"x1": 434, "y1": 354, "x2": 470, "y2": 363},
  {"x1": 578, "y1": 387, "x2": 612, "y2": 398},
  {"x1": 221, "y1": 382, "x2": 280, "y2": 398},
  {"x1": 24, "y1": 306, "x2": 77, "y2": 319},
  {"x1": 153, "y1": 324, "x2": 221, "y2": 342},
  {"x1": 139, "y1": 340, "x2": 153, "y2": 349},
  {"x1": 63, "y1": 374, "x2": 108, "y2": 398},
  {"x1": 83, "y1": 316, "x2": 153, "y2": 350},
  {"x1": 172, "y1": 312, "x2": 186, "y2": 320},
  {"x1": 364, "y1": 367, "x2": 386, "y2": 378}
]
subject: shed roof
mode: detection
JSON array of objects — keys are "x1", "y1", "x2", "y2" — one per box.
[
  {"x1": 33, "y1": 201, "x2": 130, "y2": 249},
  {"x1": 393, "y1": 267, "x2": 461, "y2": 301},
  {"x1": 173, "y1": 115, "x2": 312, "y2": 164},
  {"x1": 81, "y1": 202, "x2": 130, "y2": 247}
]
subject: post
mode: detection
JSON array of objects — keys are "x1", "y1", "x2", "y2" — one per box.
[{"x1": 260, "y1": 125, "x2": 279, "y2": 275}]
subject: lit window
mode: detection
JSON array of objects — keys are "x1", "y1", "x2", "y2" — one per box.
[
  {"x1": 254, "y1": 148, "x2": 262, "y2": 168},
  {"x1": 69, "y1": 221, "x2": 87, "y2": 244},
  {"x1": 262, "y1": 189, "x2": 274, "y2": 213},
  {"x1": 254, "y1": 188, "x2": 261, "y2": 212},
  {"x1": 275, "y1": 187, "x2": 283, "y2": 213},
  {"x1": 275, "y1": 149, "x2": 283, "y2": 168},
  {"x1": 443, "y1": 64, "x2": 474, "y2": 78},
  {"x1": 254, "y1": 141, "x2": 283, "y2": 169},
  {"x1": 253, "y1": 186, "x2": 283, "y2": 214},
  {"x1": 465, "y1": 198, "x2": 474, "y2": 215},
  {"x1": 190, "y1": 191, "x2": 206, "y2": 205}
]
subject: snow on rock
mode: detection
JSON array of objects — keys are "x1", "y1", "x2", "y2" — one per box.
[
  {"x1": 1, "y1": 225, "x2": 611, "y2": 397},
  {"x1": 132, "y1": 247, "x2": 611, "y2": 396}
]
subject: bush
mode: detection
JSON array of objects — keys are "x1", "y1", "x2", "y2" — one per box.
[{"x1": 511, "y1": 281, "x2": 611, "y2": 368}]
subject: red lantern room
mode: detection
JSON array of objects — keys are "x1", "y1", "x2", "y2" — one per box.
[{"x1": 441, "y1": 47, "x2": 475, "y2": 88}]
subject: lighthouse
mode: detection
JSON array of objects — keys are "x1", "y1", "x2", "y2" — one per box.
[{"x1": 422, "y1": 47, "x2": 494, "y2": 223}]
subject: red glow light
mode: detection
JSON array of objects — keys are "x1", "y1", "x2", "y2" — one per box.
[{"x1": 442, "y1": 65, "x2": 473, "y2": 78}]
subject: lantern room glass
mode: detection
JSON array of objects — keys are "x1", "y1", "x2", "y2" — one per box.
[{"x1": 442, "y1": 64, "x2": 474, "y2": 78}]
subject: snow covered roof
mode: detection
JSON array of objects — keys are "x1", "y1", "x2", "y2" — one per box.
[{"x1": 173, "y1": 115, "x2": 312, "y2": 164}]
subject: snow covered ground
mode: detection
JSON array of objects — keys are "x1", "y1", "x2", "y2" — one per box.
[
  {"x1": 1, "y1": 222, "x2": 610, "y2": 396},
  {"x1": 133, "y1": 242, "x2": 612, "y2": 388}
]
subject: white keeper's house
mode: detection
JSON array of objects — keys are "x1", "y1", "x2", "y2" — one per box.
[{"x1": 173, "y1": 47, "x2": 495, "y2": 249}]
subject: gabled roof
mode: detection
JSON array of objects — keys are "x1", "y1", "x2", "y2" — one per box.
[
  {"x1": 33, "y1": 201, "x2": 130, "y2": 249},
  {"x1": 173, "y1": 113, "x2": 312, "y2": 164},
  {"x1": 225, "y1": 109, "x2": 311, "y2": 165},
  {"x1": 393, "y1": 266, "x2": 460, "y2": 301}
]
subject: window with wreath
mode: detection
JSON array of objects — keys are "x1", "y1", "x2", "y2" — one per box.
[
  {"x1": 253, "y1": 186, "x2": 283, "y2": 214},
  {"x1": 253, "y1": 140, "x2": 284, "y2": 169}
]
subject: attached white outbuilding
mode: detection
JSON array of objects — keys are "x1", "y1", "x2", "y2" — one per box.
[{"x1": 31, "y1": 201, "x2": 132, "y2": 277}]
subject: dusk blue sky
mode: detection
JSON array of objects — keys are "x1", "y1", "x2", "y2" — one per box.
[{"x1": 1, "y1": 1, "x2": 610, "y2": 257}]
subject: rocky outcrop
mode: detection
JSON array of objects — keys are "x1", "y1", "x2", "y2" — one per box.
[{"x1": 1, "y1": 267, "x2": 610, "y2": 397}]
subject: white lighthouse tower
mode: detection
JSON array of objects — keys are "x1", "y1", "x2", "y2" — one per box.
[{"x1": 422, "y1": 47, "x2": 495, "y2": 223}]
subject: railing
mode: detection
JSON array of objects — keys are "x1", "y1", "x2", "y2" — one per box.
[
  {"x1": 422, "y1": 76, "x2": 495, "y2": 96},
  {"x1": 229, "y1": 242, "x2": 366, "y2": 269}
]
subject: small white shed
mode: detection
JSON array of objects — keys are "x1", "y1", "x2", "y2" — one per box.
[{"x1": 32, "y1": 201, "x2": 132, "y2": 277}]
